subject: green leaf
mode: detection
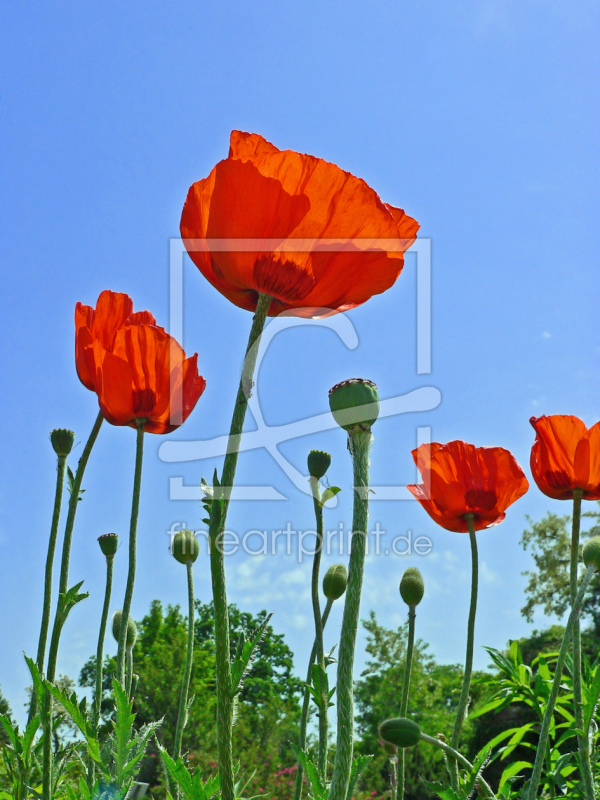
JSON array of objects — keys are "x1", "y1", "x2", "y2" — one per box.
[
  {"x1": 498, "y1": 761, "x2": 531, "y2": 794},
  {"x1": 290, "y1": 743, "x2": 327, "y2": 800},
  {"x1": 421, "y1": 781, "x2": 461, "y2": 800},
  {"x1": 321, "y1": 486, "x2": 341, "y2": 505},
  {"x1": 346, "y1": 754, "x2": 373, "y2": 800},
  {"x1": 230, "y1": 613, "x2": 273, "y2": 698}
]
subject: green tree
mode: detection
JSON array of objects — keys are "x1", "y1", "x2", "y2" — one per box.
[
  {"x1": 354, "y1": 611, "x2": 485, "y2": 800},
  {"x1": 0, "y1": 685, "x2": 13, "y2": 745},
  {"x1": 520, "y1": 503, "x2": 600, "y2": 632}
]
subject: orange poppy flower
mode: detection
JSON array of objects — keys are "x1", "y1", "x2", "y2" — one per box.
[
  {"x1": 94, "y1": 323, "x2": 206, "y2": 434},
  {"x1": 180, "y1": 131, "x2": 419, "y2": 317},
  {"x1": 530, "y1": 415, "x2": 600, "y2": 500},
  {"x1": 75, "y1": 290, "x2": 156, "y2": 392},
  {"x1": 407, "y1": 441, "x2": 529, "y2": 533}
]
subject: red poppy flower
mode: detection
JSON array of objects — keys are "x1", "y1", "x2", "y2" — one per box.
[
  {"x1": 180, "y1": 131, "x2": 419, "y2": 318},
  {"x1": 94, "y1": 323, "x2": 206, "y2": 434},
  {"x1": 75, "y1": 290, "x2": 156, "y2": 392},
  {"x1": 407, "y1": 441, "x2": 529, "y2": 533},
  {"x1": 530, "y1": 415, "x2": 600, "y2": 501}
]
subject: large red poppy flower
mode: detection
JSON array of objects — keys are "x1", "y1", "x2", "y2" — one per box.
[
  {"x1": 180, "y1": 131, "x2": 419, "y2": 318},
  {"x1": 94, "y1": 323, "x2": 206, "y2": 434},
  {"x1": 407, "y1": 441, "x2": 529, "y2": 533},
  {"x1": 530, "y1": 415, "x2": 600, "y2": 501},
  {"x1": 75, "y1": 290, "x2": 156, "y2": 392}
]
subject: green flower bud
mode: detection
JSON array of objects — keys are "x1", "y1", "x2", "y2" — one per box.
[
  {"x1": 399, "y1": 567, "x2": 424, "y2": 607},
  {"x1": 323, "y1": 564, "x2": 348, "y2": 600},
  {"x1": 378, "y1": 717, "x2": 421, "y2": 749},
  {"x1": 172, "y1": 529, "x2": 200, "y2": 564},
  {"x1": 583, "y1": 536, "x2": 600, "y2": 571},
  {"x1": 112, "y1": 610, "x2": 137, "y2": 648},
  {"x1": 307, "y1": 450, "x2": 332, "y2": 480},
  {"x1": 328, "y1": 378, "x2": 379, "y2": 431},
  {"x1": 50, "y1": 429, "x2": 75, "y2": 457},
  {"x1": 97, "y1": 533, "x2": 118, "y2": 558}
]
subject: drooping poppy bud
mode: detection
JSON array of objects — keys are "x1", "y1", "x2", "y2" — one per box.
[
  {"x1": 323, "y1": 564, "x2": 348, "y2": 600},
  {"x1": 328, "y1": 378, "x2": 379, "y2": 432},
  {"x1": 98, "y1": 533, "x2": 119, "y2": 558},
  {"x1": 50, "y1": 429, "x2": 75, "y2": 458},
  {"x1": 112, "y1": 610, "x2": 137, "y2": 648},
  {"x1": 379, "y1": 718, "x2": 421, "y2": 748},
  {"x1": 172, "y1": 529, "x2": 200, "y2": 564},
  {"x1": 308, "y1": 450, "x2": 332, "y2": 480},
  {"x1": 583, "y1": 537, "x2": 600, "y2": 572},
  {"x1": 399, "y1": 567, "x2": 424, "y2": 607}
]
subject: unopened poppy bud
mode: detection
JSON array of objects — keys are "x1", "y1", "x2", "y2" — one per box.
[
  {"x1": 98, "y1": 533, "x2": 118, "y2": 558},
  {"x1": 323, "y1": 564, "x2": 348, "y2": 600},
  {"x1": 50, "y1": 429, "x2": 75, "y2": 457},
  {"x1": 307, "y1": 450, "x2": 332, "y2": 480},
  {"x1": 112, "y1": 610, "x2": 137, "y2": 648},
  {"x1": 328, "y1": 378, "x2": 379, "y2": 431},
  {"x1": 172, "y1": 529, "x2": 200, "y2": 564},
  {"x1": 583, "y1": 537, "x2": 600, "y2": 572},
  {"x1": 379, "y1": 717, "x2": 421, "y2": 749},
  {"x1": 399, "y1": 567, "x2": 424, "y2": 607}
]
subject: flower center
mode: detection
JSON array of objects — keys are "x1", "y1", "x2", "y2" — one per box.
[
  {"x1": 464, "y1": 488, "x2": 497, "y2": 511},
  {"x1": 544, "y1": 469, "x2": 572, "y2": 491},
  {"x1": 133, "y1": 388, "x2": 156, "y2": 415},
  {"x1": 253, "y1": 255, "x2": 315, "y2": 302}
]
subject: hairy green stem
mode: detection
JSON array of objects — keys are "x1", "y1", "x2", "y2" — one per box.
[
  {"x1": 209, "y1": 292, "x2": 271, "y2": 800},
  {"x1": 294, "y1": 598, "x2": 334, "y2": 800},
  {"x1": 41, "y1": 412, "x2": 104, "y2": 800},
  {"x1": 570, "y1": 491, "x2": 594, "y2": 799},
  {"x1": 95, "y1": 556, "x2": 114, "y2": 726},
  {"x1": 29, "y1": 452, "x2": 67, "y2": 722},
  {"x1": 126, "y1": 648, "x2": 134, "y2": 697},
  {"x1": 329, "y1": 428, "x2": 372, "y2": 800},
  {"x1": 449, "y1": 517, "x2": 478, "y2": 790},
  {"x1": 527, "y1": 565, "x2": 595, "y2": 800},
  {"x1": 174, "y1": 561, "x2": 195, "y2": 763},
  {"x1": 389, "y1": 754, "x2": 398, "y2": 800},
  {"x1": 117, "y1": 420, "x2": 145, "y2": 686},
  {"x1": 397, "y1": 606, "x2": 416, "y2": 800},
  {"x1": 419, "y1": 733, "x2": 497, "y2": 799}
]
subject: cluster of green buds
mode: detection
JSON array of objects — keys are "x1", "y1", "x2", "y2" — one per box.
[{"x1": 328, "y1": 378, "x2": 380, "y2": 432}]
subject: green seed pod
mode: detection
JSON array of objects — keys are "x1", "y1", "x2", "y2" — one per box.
[
  {"x1": 112, "y1": 610, "x2": 137, "y2": 648},
  {"x1": 50, "y1": 429, "x2": 75, "y2": 457},
  {"x1": 328, "y1": 378, "x2": 379, "y2": 431},
  {"x1": 323, "y1": 563, "x2": 348, "y2": 600},
  {"x1": 97, "y1": 533, "x2": 118, "y2": 558},
  {"x1": 171, "y1": 529, "x2": 200, "y2": 564},
  {"x1": 307, "y1": 450, "x2": 332, "y2": 480},
  {"x1": 379, "y1": 717, "x2": 421, "y2": 749},
  {"x1": 583, "y1": 536, "x2": 600, "y2": 571},
  {"x1": 399, "y1": 567, "x2": 425, "y2": 607}
]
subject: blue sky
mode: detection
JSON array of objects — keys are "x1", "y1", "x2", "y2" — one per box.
[{"x1": 1, "y1": 0, "x2": 599, "y2": 725}]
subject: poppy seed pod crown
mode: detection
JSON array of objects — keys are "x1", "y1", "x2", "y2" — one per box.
[
  {"x1": 98, "y1": 533, "x2": 118, "y2": 558},
  {"x1": 172, "y1": 529, "x2": 200, "y2": 564},
  {"x1": 328, "y1": 378, "x2": 379, "y2": 432},
  {"x1": 307, "y1": 450, "x2": 332, "y2": 480},
  {"x1": 323, "y1": 563, "x2": 348, "y2": 600},
  {"x1": 50, "y1": 429, "x2": 75, "y2": 458},
  {"x1": 583, "y1": 537, "x2": 600, "y2": 572},
  {"x1": 379, "y1": 718, "x2": 421, "y2": 749},
  {"x1": 399, "y1": 567, "x2": 425, "y2": 607},
  {"x1": 112, "y1": 610, "x2": 137, "y2": 648}
]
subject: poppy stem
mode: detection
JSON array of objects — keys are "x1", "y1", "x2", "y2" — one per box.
[
  {"x1": 329, "y1": 427, "x2": 373, "y2": 800},
  {"x1": 294, "y1": 598, "x2": 334, "y2": 800},
  {"x1": 527, "y1": 564, "x2": 595, "y2": 800},
  {"x1": 30, "y1": 451, "x2": 67, "y2": 720},
  {"x1": 570, "y1": 490, "x2": 594, "y2": 800},
  {"x1": 309, "y1": 482, "x2": 329, "y2": 781},
  {"x1": 95, "y1": 553, "x2": 114, "y2": 725},
  {"x1": 209, "y1": 292, "x2": 271, "y2": 800},
  {"x1": 449, "y1": 515, "x2": 478, "y2": 791},
  {"x1": 397, "y1": 605, "x2": 416, "y2": 800},
  {"x1": 419, "y1": 732, "x2": 497, "y2": 799},
  {"x1": 117, "y1": 419, "x2": 145, "y2": 686},
  {"x1": 173, "y1": 561, "x2": 195, "y2": 764}
]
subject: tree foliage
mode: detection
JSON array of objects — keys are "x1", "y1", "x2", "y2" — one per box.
[{"x1": 520, "y1": 503, "x2": 600, "y2": 631}]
